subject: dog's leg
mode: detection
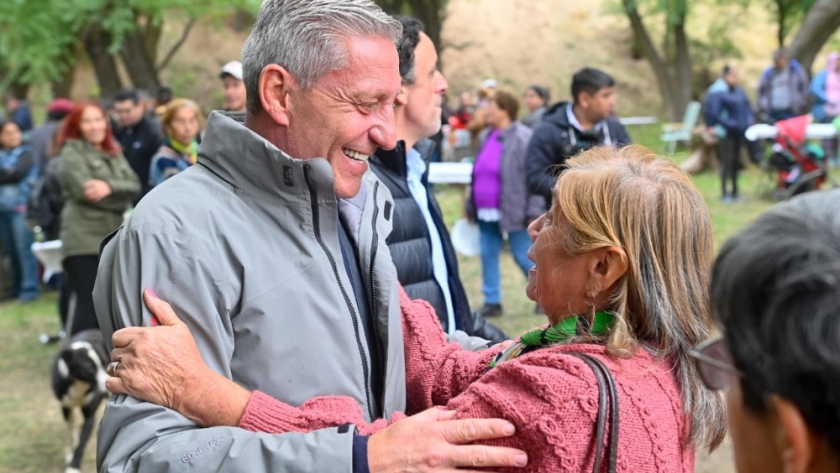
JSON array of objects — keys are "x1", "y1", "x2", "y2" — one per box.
[
  {"x1": 61, "y1": 407, "x2": 74, "y2": 466},
  {"x1": 67, "y1": 395, "x2": 104, "y2": 473},
  {"x1": 65, "y1": 406, "x2": 83, "y2": 473}
]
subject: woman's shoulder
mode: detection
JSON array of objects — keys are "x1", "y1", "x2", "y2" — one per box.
[
  {"x1": 510, "y1": 121, "x2": 534, "y2": 140},
  {"x1": 153, "y1": 145, "x2": 179, "y2": 159},
  {"x1": 60, "y1": 139, "x2": 92, "y2": 157},
  {"x1": 447, "y1": 344, "x2": 689, "y2": 472}
]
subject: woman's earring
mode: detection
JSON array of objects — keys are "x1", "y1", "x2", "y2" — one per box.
[{"x1": 585, "y1": 290, "x2": 597, "y2": 321}]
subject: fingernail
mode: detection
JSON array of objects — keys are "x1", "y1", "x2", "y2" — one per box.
[
  {"x1": 147, "y1": 288, "x2": 158, "y2": 299},
  {"x1": 150, "y1": 316, "x2": 160, "y2": 327},
  {"x1": 515, "y1": 454, "x2": 528, "y2": 466},
  {"x1": 503, "y1": 423, "x2": 515, "y2": 435}
]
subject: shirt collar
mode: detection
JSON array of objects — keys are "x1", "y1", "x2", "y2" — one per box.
[
  {"x1": 406, "y1": 147, "x2": 426, "y2": 182},
  {"x1": 566, "y1": 102, "x2": 605, "y2": 133}
]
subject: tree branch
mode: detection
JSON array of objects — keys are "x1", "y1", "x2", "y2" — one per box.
[
  {"x1": 155, "y1": 17, "x2": 197, "y2": 73},
  {"x1": 788, "y1": 0, "x2": 840, "y2": 73}
]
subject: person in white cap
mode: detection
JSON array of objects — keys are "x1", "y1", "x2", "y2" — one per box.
[{"x1": 219, "y1": 60, "x2": 247, "y2": 112}]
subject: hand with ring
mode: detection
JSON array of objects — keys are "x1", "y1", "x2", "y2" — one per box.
[
  {"x1": 106, "y1": 360, "x2": 121, "y2": 377},
  {"x1": 106, "y1": 289, "x2": 250, "y2": 427}
]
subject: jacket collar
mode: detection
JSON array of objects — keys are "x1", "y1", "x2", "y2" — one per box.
[
  {"x1": 197, "y1": 111, "x2": 336, "y2": 201},
  {"x1": 369, "y1": 138, "x2": 435, "y2": 179}
]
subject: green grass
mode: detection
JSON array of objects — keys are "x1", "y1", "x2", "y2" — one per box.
[
  {"x1": 1, "y1": 125, "x2": 835, "y2": 472},
  {"x1": 0, "y1": 293, "x2": 73, "y2": 473}
]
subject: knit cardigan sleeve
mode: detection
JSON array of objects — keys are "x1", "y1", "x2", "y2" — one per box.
[
  {"x1": 239, "y1": 287, "x2": 502, "y2": 434},
  {"x1": 399, "y1": 287, "x2": 503, "y2": 414}
]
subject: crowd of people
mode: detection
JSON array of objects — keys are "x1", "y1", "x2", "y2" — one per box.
[
  {"x1": 1, "y1": 1, "x2": 839, "y2": 472},
  {"x1": 0, "y1": 59, "x2": 245, "y2": 309},
  {"x1": 703, "y1": 47, "x2": 840, "y2": 203}
]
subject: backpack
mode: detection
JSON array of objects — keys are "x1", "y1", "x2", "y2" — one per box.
[{"x1": 26, "y1": 158, "x2": 64, "y2": 240}]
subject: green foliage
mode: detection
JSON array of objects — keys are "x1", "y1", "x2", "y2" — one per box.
[{"x1": 0, "y1": 0, "x2": 261, "y2": 89}]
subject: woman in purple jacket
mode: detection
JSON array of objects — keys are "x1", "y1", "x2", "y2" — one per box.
[{"x1": 467, "y1": 91, "x2": 544, "y2": 318}]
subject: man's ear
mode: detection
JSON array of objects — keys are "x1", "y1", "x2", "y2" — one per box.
[
  {"x1": 578, "y1": 92, "x2": 591, "y2": 109},
  {"x1": 394, "y1": 87, "x2": 409, "y2": 107},
  {"x1": 588, "y1": 246, "x2": 627, "y2": 295},
  {"x1": 258, "y1": 64, "x2": 295, "y2": 126},
  {"x1": 770, "y1": 395, "x2": 816, "y2": 473}
]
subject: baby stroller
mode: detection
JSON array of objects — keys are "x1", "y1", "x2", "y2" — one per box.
[{"x1": 766, "y1": 115, "x2": 828, "y2": 201}]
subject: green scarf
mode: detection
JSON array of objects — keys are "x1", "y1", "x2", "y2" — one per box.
[
  {"x1": 489, "y1": 312, "x2": 615, "y2": 369},
  {"x1": 168, "y1": 137, "x2": 198, "y2": 164}
]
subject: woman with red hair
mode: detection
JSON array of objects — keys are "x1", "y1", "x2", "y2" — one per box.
[{"x1": 57, "y1": 102, "x2": 139, "y2": 335}]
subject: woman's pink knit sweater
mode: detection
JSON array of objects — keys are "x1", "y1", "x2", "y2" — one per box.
[{"x1": 239, "y1": 290, "x2": 695, "y2": 472}]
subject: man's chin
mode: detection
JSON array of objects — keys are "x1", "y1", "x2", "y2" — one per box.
[{"x1": 334, "y1": 180, "x2": 365, "y2": 199}]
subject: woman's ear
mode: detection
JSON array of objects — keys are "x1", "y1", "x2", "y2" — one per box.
[
  {"x1": 258, "y1": 64, "x2": 295, "y2": 127},
  {"x1": 589, "y1": 246, "x2": 628, "y2": 293}
]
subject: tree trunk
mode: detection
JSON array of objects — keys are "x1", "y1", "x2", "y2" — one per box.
[
  {"x1": 0, "y1": 63, "x2": 29, "y2": 99},
  {"x1": 83, "y1": 25, "x2": 122, "y2": 97},
  {"x1": 377, "y1": 0, "x2": 445, "y2": 53},
  {"x1": 141, "y1": 15, "x2": 163, "y2": 66},
  {"x1": 156, "y1": 18, "x2": 197, "y2": 73},
  {"x1": 7, "y1": 80, "x2": 29, "y2": 101},
  {"x1": 409, "y1": 0, "x2": 446, "y2": 53},
  {"x1": 50, "y1": 53, "x2": 77, "y2": 98},
  {"x1": 788, "y1": 0, "x2": 840, "y2": 73},
  {"x1": 120, "y1": 29, "x2": 160, "y2": 90},
  {"x1": 622, "y1": 0, "x2": 682, "y2": 121},
  {"x1": 674, "y1": 19, "x2": 693, "y2": 111},
  {"x1": 774, "y1": 0, "x2": 788, "y2": 47},
  {"x1": 629, "y1": 25, "x2": 644, "y2": 60}
]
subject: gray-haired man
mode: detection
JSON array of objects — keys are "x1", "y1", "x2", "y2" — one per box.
[{"x1": 93, "y1": 0, "x2": 525, "y2": 472}]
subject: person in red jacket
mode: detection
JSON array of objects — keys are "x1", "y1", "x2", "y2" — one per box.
[{"x1": 106, "y1": 145, "x2": 726, "y2": 472}]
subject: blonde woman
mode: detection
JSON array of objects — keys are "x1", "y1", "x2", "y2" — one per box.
[
  {"x1": 105, "y1": 146, "x2": 725, "y2": 472},
  {"x1": 149, "y1": 99, "x2": 204, "y2": 187}
]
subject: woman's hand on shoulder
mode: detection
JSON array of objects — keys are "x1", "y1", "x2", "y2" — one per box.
[{"x1": 107, "y1": 289, "x2": 250, "y2": 426}]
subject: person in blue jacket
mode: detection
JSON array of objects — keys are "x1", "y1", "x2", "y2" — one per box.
[
  {"x1": 811, "y1": 52, "x2": 840, "y2": 166},
  {"x1": 704, "y1": 65, "x2": 754, "y2": 203},
  {"x1": 0, "y1": 119, "x2": 39, "y2": 302}
]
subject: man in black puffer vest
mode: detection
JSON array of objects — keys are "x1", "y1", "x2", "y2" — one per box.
[{"x1": 369, "y1": 16, "x2": 507, "y2": 344}]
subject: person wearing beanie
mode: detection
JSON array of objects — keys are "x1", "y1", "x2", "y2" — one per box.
[{"x1": 522, "y1": 85, "x2": 550, "y2": 129}]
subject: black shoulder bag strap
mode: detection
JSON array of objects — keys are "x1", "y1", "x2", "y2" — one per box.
[{"x1": 570, "y1": 353, "x2": 620, "y2": 473}]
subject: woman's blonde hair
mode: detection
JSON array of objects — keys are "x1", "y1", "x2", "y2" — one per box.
[
  {"x1": 161, "y1": 99, "x2": 204, "y2": 139},
  {"x1": 553, "y1": 145, "x2": 726, "y2": 451}
]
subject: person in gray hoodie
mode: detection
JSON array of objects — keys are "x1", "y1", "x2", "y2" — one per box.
[{"x1": 93, "y1": 1, "x2": 525, "y2": 473}]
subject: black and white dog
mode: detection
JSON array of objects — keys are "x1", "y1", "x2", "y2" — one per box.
[{"x1": 51, "y1": 329, "x2": 110, "y2": 473}]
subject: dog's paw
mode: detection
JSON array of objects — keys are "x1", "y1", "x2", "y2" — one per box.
[{"x1": 64, "y1": 468, "x2": 81, "y2": 473}]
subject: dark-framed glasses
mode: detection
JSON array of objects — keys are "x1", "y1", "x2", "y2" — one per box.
[{"x1": 689, "y1": 337, "x2": 743, "y2": 391}]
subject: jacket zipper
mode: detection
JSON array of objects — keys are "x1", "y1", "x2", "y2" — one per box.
[
  {"x1": 303, "y1": 164, "x2": 375, "y2": 421},
  {"x1": 369, "y1": 181, "x2": 384, "y2": 408}
]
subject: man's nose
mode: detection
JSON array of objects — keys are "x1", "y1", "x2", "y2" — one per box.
[{"x1": 371, "y1": 104, "x2": 397, "y2": 150}]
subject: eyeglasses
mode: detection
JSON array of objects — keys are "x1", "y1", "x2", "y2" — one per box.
[{"x1": 689, "y1": 337, "x2": 743, "y2": 391}]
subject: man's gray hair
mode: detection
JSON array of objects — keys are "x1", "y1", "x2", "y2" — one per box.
[{"x1": 241, "y1": 0, "x2": 403, "y2": 115}]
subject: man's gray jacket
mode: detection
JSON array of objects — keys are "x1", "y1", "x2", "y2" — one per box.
[{"x1": 93, "y1": 111, "x2": 406, "y2": 472}]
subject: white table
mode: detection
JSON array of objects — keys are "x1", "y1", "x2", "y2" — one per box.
[
  {"x1": 428, "y1": 162, "x2": 473, "y2": 184},
  {"x1": 745, "y1": 123, "x2": 838, "y2": 141}
]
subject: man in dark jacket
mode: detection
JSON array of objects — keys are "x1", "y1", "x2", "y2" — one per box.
[
  {"x1": 369, "y1": 16, "x2": 507, "y2": 343},
  {"x1": 113, "y1": 88, "x2": 162, "y2": 202},
  {"x1": 704, "y1": 65, "x2": 754, "y2": 202},
  {"x1": 526, "y1": 68, "x2": 632, "y2": 207}
]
